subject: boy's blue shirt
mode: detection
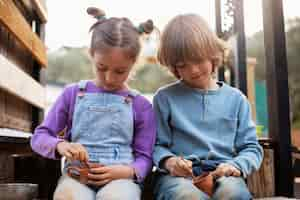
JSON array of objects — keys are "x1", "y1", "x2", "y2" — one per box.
[{"x1": 153, "y1": 80, "x2": 263, "y2": 177}]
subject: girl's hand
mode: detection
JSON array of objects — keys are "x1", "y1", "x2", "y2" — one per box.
[
  {"x1": 211, "y1": 163, "x2": 241, "y2": 178},
  {"x1": 56, "y1": 141, "x2": 89, "y2": 162},
  {"x1": 87, "y1": 165, "x2": 135, "y2": 186},
  {"x1": 164, "y1": 156, "x2": 193, "y2": 177}
]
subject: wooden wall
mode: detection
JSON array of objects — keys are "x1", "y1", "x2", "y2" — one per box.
[
  {"x1": 0, "y1": 25, "x2": 34, "y2": 132},
  {"x1": 0, "y1": 1, "x2": 61, "y2": 199}
]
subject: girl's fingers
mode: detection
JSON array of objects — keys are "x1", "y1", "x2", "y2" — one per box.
[
  {"x1": 88, "y1": 172, "x2": 110, "y2": 181},
  {"x1": 90, "y1": 166, "x2": 110, "y2": 174},
  {"x1": 77, "y1": 146, "x2": 88, "y2": 162},
  {"x1": 74, "y1": 144, "x2": 89, "y2": 162},
  {"x1": 64, "y1": 151, "x2": 73, "y2": 160},
  {"x1": 68, "y1": 146, "x2": 80, "y2": 160}
]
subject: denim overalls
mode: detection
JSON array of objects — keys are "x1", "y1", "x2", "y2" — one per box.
[{"x1": 69, "y1": 80, "x2": 136, "y2": 165}]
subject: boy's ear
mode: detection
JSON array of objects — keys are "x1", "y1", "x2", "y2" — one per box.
[{"x1": 170, "y1": 67, "x2": 181, "y2": 79}]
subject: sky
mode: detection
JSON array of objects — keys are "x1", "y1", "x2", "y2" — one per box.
[{"x1": 45, "y1": 0, "x2": 300, "y2": 50}]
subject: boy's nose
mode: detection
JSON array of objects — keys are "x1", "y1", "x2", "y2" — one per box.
[{"x1": 190, "y1": 64, "x2": 201, "y2": 73}]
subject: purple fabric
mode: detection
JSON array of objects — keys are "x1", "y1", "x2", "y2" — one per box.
[{"x1": 30, "y1": 81, "x2": 156, "y2": 181}]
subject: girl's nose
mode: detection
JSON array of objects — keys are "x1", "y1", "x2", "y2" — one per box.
[{"x1": 105, "y1": 72, "x2": 114, "y2": 83}]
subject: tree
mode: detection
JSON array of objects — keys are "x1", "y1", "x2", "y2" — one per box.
[{"x1": 246, "y1": 17, "x2": 300, "y2": 124}]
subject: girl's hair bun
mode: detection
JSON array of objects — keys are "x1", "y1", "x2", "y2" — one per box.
[
  {"x1": 87, "y1": 7, "x2": 106, "y2": 20},
  {"x1": 138, "y1": 19, "x2": 154, "y2": 34}
]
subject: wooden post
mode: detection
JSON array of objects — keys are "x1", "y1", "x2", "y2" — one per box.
[
  {"x1": 233, "y1": 0, "x2": 247, "y2": 96},
  {"x1": 247, "y1": 58, "x2": 257, "y2": 121},
  {"x1": 247, "y1": 146, "x2": 275, "y2": 197},
  {"x1": 215, "y1": 0, "x2": 225, "y2": 82},
  {"x1": 262, "y1": 0, "x2": 294, "y2": 196}
]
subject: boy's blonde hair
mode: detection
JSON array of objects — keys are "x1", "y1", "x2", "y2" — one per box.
[{"x1": 158, "y1": 14, "x2": 225, "y2": 74}]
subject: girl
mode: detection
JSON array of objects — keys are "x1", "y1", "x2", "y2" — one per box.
[
  {"x1": 152, "y1": 14, "x2": 263, "y2": 200},
  {"x1": 31, "y1": 7, "x2": 156, "y2": 200}
]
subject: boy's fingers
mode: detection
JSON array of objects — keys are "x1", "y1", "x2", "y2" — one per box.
[{"x1": 176, "y1": 159, "x2": 192, "y2": 174}]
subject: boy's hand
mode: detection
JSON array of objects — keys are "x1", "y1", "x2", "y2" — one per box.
[
  {"x1": 87, "y1": 165, "x2": 135, "y2": 186},
  {"x1": 56, "y1": 141, "x2": 89, "y2": 162},
  {"x1": 164, "y1": 156, "x2": 193, "y2": 177},
  {"x1": 211, "y1": 163, "x2": 241, "y2": 178}
]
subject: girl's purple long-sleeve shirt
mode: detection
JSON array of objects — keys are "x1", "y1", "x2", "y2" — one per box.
[{"x1": 30, "y1": 81, "x2": 156, "y2": 181}]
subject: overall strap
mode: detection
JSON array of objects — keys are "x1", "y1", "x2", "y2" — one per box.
[
  {"x1": 78, "y1": 80, "x2": 89, "y2": 91},
  {"x1": 77, "y1": 80, "x2": 89, "y2": 98},
  {"x1": 127, "y1": 89, "x2": 139, "y2": 98}
]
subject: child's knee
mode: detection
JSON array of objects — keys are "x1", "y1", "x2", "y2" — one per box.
[
  {"x1": 53, "y1": 175, "x2": 94, "y2": 200},
  {"x1": 213, "y1": 177, "x2": 251, "y2": 200},
  {"x1": 53, "y1": 186, "x2": 75, "y2": 200},
  {"x1": 173, "y1": 189, "x2": 203, "y2": 200},
  {"x1": 96, "y1": 179, "x2": 140, "y2": 200},
  {"x1": 155, "y1": 177, "x2": 208, "y2": 200}
]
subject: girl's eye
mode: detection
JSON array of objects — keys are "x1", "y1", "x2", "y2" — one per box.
[
  {"x1": 115, "y1": 71, "x2": 126, "y2": 75},
  {"x1": 97, "y1": 66, "x2": 106, "y2": 72}
]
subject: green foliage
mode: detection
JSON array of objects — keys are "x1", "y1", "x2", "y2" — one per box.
[
  {"x1": 46, "y1": 47, "x2": 94, "y2": 84},
  {"x1": 246, "y1": 17, "x2": 300, "y2": 123},
  {"x1": 46, "y1": 47, "x2": 176, "y2": 93},
  {"x1": 128, "y1": 63, "x2": 176, "y2": 93}
]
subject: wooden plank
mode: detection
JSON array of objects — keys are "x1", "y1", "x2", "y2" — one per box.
[
  {"x1": 19, "y1": 0, "x2": 48, "y2": 23},
  {"x1": 0, "y1": 91, "x2": 4, "y2": 127},
  {"x1": 0, "y1": 128, "x2": 31, "y2": 139},
  {"x1": 32, "y1": 0, "x2": 47, "y2": 23},
  {"x1": 248, "y1": 148, "x2": 275, "y2": 198},
  {"x1": 2, "y1": 115, "x2": 32, "y2": 132},
  {"x1": 0, "y1": 0, "x2": 47, "y2": 67},
  {"x1": 233, "y1": 0, "x2": 247, "y2": 95},
  {"x1": 0, "y1": 154, "x2": 15, "y2": 183},
  {"x1": 0, "y1": 55, "x2": 46, "y2": 109}
]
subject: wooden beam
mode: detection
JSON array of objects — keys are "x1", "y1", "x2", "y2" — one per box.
[
  {"x1": 247, "y1": 58, "x2": 257, "y2": 121},
  {"x1": 0, "y1": 0, "x2": 47, "y2": 67},
  {"x1": 0, "y1": 55, "x2": 46, "y2": 109},
  {"x1": 262, "y1": 0, "x2": 293, "y2": 196},
  {"x1": 247, "y1": 148, "x2": 275, "y2": 198},
  {"x1": 233, "y1": 0, "x2": 247, "y2": 96},
  {"x1": 19, "y1": 0, "x2": 48, "y2": 23},
  {"x1": 32, "y1": 0, "x2": 48, "y2": 23}
]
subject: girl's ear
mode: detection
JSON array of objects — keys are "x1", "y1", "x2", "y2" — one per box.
[{"x1": 89, "y1": 48, "x2": 94, "y2": 57}]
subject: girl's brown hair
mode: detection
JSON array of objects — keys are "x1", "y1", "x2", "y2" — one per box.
[
  {"x1": 87, "y1": 7, "x2": 154, "y2": 61},
  {"x1": 158, "y1": 14, "x2": 225, "y2": 72}
]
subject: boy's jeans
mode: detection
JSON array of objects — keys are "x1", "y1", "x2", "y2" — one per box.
[{"x1": 153, "y1": 173, "x2": 252, "y2": 200}]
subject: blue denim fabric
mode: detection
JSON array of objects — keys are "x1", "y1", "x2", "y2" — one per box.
[
  {"x1": 188, "y1": 156, "x2": 220, "y2": 176},
  {"x1": 153, "y1": 172, "x2": 252, "y2": 200},
  {"x1": 68, "y1": 80, "x2": 136, "y2": 165}
]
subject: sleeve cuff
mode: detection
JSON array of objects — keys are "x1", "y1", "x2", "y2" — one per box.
[{"x1": 48, "y1": 137, "x2": 65, "y2": 159}]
